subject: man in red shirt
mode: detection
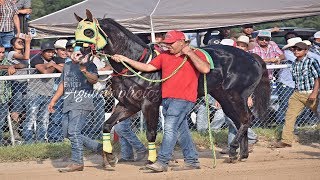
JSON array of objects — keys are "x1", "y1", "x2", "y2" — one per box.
[{"x1": 112, "y1": 30, "x2": 210, "y2": 172}]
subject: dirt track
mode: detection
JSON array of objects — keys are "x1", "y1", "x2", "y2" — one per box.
[{"x1": 0, "y1": 143, "x2": 319, "y2": 180}]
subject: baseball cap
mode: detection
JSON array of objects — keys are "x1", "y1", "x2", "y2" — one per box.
[
  {"x1": 314, "y1": 31, "x2": 320, "y2": 39},
  {"x1": 66, "y1": 39, "x2": 76, "y2": 47},
  {"x1": 293, "y1": 42, "x2": 308, "y2": 50},
  {"x1": 282, "y1": 37, "x2": 302, "y2": 50},
  {"x1": 163, "y1": 30, "x2": 186, "y2": 43},
  {"x1": 257, "y1": 30, "x2": 271, "y2": 37},
  {"x1": 40, "y1": 42, "x2": 55, "y2": 51},
  {"x1": 54, "y1": 39, "x2": 68, "y2": 49}
]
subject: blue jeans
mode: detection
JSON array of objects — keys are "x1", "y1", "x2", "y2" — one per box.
[
  {"x1": 0, "y1": 31, "x2": 14, "y2": 50},
  {"x1": 158, "y1": 98, "x2": 199, "y2": 167},
  {"x1": 276, "y1": 83, "x2": 294, "y2": 124},
  {"x1": 114, "y1": 118, "x2": 146, "y2": 160},
  {"x1": 10, "y1": 81, "x2": 28, "y2": 113},
  {"x1": 196, "y1": 95, "x2": 215, "y2": 133},
  {"x1": 22, "y1": 95, "x2": 51, "y2": 143},
  {"x1": 225, "y1": 117, "x2": 257, "y2": 146},
  {"x1": 62, "y1": 109, "x2": 102, "y2": 165},
  {"x1": 212, "y1": 109, "x2": 257, "y2": 146},
  {"x1": 47, "y1": 98, "x2": 64, "y2": 142},
  {"x1": 83, "y1": 95, "x2": 105, "y2": 139},
  {"x1": 0, "y1": 103, "x2": 9, "y2": 145}
]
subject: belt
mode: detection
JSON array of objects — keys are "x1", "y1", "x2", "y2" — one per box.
[{"x1": 297, "y1": 90, "x2": 313, "y2": 94}]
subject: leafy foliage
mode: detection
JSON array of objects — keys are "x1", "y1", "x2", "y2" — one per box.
[{"x1": 31, "y1": 0, "x2": 83, "y2": 20}]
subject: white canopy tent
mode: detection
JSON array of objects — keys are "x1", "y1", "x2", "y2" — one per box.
[{"x1": 29, "y1": 0, "x2": 320, "y2": 39}]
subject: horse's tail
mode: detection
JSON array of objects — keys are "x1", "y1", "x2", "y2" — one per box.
[{"x1": 252, "y1": 53, "x2": 271, "y2": 118}]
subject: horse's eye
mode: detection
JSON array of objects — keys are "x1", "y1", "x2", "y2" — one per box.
[{"x1": 84, "y1": 29, "x2": 95, "y2": 38}]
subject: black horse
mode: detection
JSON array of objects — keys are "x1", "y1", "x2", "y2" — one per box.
[{"x1": 74, "y1": 10, "x2": 270, "y2": 167}]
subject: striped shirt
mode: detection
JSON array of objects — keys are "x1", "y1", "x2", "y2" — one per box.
[
  {"x1": 249, "y1": 41, "x2": 283, "y2": 60},
  {"x1": 0, "y1": 1, "x2": 18, "y2": 32},
  {"x1": 292, "y1": 56, "x2": 320, "y2": 91}
]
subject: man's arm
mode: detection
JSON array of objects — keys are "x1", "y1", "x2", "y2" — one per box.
[
  {"x1": 13, "y1": 14, "x2": 20, "y2": 35},
  {"x1": 80, "y1": 64, "x2": 98, "y2": 84},
  {"x1": 309, "y1": 78, "x2": 319, "y2": 101},
  {"x1": 182, "y1": 46, "x2": 210, "y2": 74},
  {"x1": 48, "y1": 82, "x2": 64, "y2": 113},
  {"x1": 111, "y1": 54, "x2": 158, "y2": 72},
  {"x1": 35, "y1": 64, "x2": 56, "y2": 74}
]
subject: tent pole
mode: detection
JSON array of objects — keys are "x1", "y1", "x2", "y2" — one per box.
[{"x1": 150, "y1": 0, "x2": 161, "y2": 43}]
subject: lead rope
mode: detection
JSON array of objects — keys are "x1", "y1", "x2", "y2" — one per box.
[{"x1": 204, "y1": 74, "x2": 217, "y2": 168}]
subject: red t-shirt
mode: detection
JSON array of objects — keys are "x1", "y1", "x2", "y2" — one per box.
[{"x1": 149, "y1": 50, "x2": 207, "y2": 102}]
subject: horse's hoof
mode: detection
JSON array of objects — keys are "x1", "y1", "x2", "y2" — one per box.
[
  {"x1": 106, "y1": 153, "x2": 118, "y2": 167},
  {"x1": 144, "y1": 160, "x2": 155, "y2": 165},
  {"x1": 239, "y1": 154, "x2": 249, "y2": 161},
  {"x1": 228, "y1": 156, "x2": 238, "y2": 163}
]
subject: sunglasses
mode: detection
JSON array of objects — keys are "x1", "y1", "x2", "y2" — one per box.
[{"x1": 258, "y1": 37, "x2": 270, "y2": 41}]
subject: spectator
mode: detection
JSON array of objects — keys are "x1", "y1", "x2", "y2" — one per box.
[
  {"x1": 66, "y1": 39, "x2": 75, "y2": 58},
  {"x1": 309, "y1": 31, "x2": 320, "y2": 56},
  {"x1": 241, "y1": 24, "x2": 257, "y2": 41},
  {"x1": 0, "y1": 0, "x2": 20, "y2": 52},
  {"x1": 114, "y1": 118, "x2": 147, "y2": 162},
  {"x1": 111, "y1": 30, "x2": 210, "y2": 172},
  {"x1": 236, "y1": 35, "x2": 250, "y2": 51},
  {"x1": 250, "y1": 30, "x2": 284, "y2": 64},
  {"x1": 0, "y1": 44, "x2": 11, "y2": 145},
  {"x1": 12, "y1": 0, "x2": 32, "y2": 34},
  {"x1": 271, "y1": 42, "x2": 320, "y2": 148},
  {"x1": 47, "y1": 39, "x2": 68, "y2": 143},
  {"x1": 7, "y1": 35, "x2": 31, "y2": 139},
  {"x1": 48, "y1": 50, "x2": 101, "y2": 173},
  {"x1": 249, "y1": 30, "x2": 284, "y2": 81},
  {"x1": 22, "y1": 42, "x2": 60, "y2": 143},
  {"x1": 284, "y1": 32, "x2": 298, "y2": 42}
]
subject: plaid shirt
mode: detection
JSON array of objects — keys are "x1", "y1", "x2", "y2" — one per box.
[
  {"x1": 292, "y1": 56, "x2": 320, "y2": 91},
  {"x1": 0, "y1": 58, "x2": 11, "y2": 104},
  {"x1": 0, "y1": 1, "x2": 18, "y2": 32},
  {"x1": 309, "y1": 43, "x2": 320, "y2": 56},
  {"x1": 249, "y1": 41, "x2": 283, "y2": 61}
]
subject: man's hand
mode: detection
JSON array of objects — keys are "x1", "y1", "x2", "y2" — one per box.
[
  {"x1": 80, "y1": 64, "x2": 87, "y2": 73},
  {"x1": 111, "y1": 54, "x2": 129, "y2": 63},
  {"x1": 71, "y1": 51, "x2": 84, "y2": 63},
  {"x1": 308, "y1": 92, "x2": 317, "y2": 102},
  {"x1": 48, "y1": 101, "x2": 56, "y2": 113},
  {"x1": 7, "y1": 66, "x2": 17, "y2": 75},
  {"x1": 181, "y1": 45, "x2": 193, "y2": 56},
  {"x1": 46, "y1": 61, "x2": 56, "y2": 68}
]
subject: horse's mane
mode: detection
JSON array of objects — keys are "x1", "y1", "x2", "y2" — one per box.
[{"x1": 100, "y1": 18, "x2": 148, "y2": 49}]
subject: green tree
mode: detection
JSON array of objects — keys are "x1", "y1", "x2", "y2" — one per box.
[{"x1": 31, "y1": 0, "x2": 83, "y2": 20}]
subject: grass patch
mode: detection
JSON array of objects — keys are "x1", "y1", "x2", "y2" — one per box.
[
  {"x1": 0, "y1": 141, "x2": 71, "y2": 162},
  {"x1": 0, "y1": 126, "x2": 318, "y2": 162}
]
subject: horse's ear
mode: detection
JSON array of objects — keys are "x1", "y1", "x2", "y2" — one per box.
[
  {"x1": 86, "y1": 9, "x2": 93, "y2": 22},
  {"x1": 74, "y1": 13, "x2": 83, "y2": 22}
]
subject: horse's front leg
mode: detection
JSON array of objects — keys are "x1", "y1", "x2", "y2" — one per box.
[
  {"x1": 102, "y1": 104, "x2": 136, "y2": 169},
  {"x1": 142, "y1": 102, "x2": 160, "y2": 164}
]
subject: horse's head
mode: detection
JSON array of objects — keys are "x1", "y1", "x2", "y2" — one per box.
[
  {"x1": 74, "y1": 9, "x2": 149, "y2": 72},
  {"x1": 73, "y1": 10, "x2": 108, "y2": 59}
]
